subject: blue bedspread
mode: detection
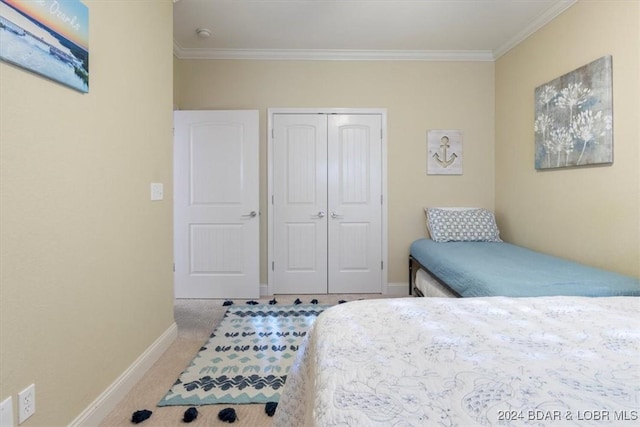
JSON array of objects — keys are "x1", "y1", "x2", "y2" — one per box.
[{"x1": 410, "y1": 238, "x2": 640, "y2": 297}]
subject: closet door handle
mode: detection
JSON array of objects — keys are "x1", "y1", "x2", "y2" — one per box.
[
  {"x1": 316, "y1": 210, "x2": 326, "y2": 218},
  {"x1": 242, "y1": 211, "x2": 257, "y2": 218},
  {"x1": 330, "y1": 212, "x2": 343, "y2": 219}
]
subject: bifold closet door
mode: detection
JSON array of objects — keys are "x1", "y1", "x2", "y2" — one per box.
[
  {"x1": 327, "y1": 114, "x2": 382, "y2": 293},
  {"x1": 272, "y1": 113, "x2": 382, "y2": 294},
  {"x1": 272, "y1": 114, "x2": 328, "y2": 294}
]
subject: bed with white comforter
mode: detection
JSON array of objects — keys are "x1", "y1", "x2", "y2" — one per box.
[{"x1": 274, "y1": 297, "x2": 639, "y2": 426}]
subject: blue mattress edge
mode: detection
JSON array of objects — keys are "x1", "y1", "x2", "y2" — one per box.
[{"x1": 410, "y1": 239, "x2": 640, "y2": 297}]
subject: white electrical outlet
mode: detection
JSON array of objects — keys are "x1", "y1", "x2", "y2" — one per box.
[
  {"x1": 0, "y1": 396, "x2": 14, "y2": 427},
  {"x1": 150, "y1": 182, "x2": 164, "y2": 201},
  {"x1": 17, "y1": 385, "x2": 35, "y2": 424}
]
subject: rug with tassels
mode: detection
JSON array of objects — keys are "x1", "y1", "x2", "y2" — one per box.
[{"x1": 158, "y1": 303, "x2": 330, "y2": 406}]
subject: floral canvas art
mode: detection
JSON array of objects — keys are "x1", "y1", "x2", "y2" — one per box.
[{"x1": 534, "y1": 56, "x2": 612, "y2": 170}]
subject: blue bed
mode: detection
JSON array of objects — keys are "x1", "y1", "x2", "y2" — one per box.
[{"x1": 409, "y1": 238, "x2": 640, "y2": 297}]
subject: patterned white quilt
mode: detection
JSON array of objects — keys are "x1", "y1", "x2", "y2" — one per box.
[{"x1": 274, "y1": 297, "x2": 640, "y2": 426}]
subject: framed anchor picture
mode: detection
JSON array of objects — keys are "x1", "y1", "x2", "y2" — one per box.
[{"x1": 427, "y1": 129, "x2": 463, "y2": 175}]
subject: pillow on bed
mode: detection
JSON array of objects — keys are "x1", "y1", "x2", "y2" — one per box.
[
  {"x1": 426, "y1": 207, "x2": 502, "y2": 242},
  {"x1": 423, "y1": 207, "x2": 475, "y2": 239}
]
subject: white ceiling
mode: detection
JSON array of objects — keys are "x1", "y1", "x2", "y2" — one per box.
[{"x1": 173, "y1": 0, "x2": 577, "y2": 61}]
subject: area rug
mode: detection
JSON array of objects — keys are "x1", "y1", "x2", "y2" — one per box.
[{"x1": 158, "y1": 304, "x2": 330, "y2": 406}]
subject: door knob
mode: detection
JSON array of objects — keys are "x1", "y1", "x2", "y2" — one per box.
[
  {"x1": 330, "y1": 212, "x2": 343, "y2": 219},
  {"x1": 242, "y1": 211, "x2": 257, "y2": 218},
  {"x1": 317, "y1": 210, "x2": 326, "y2": 218}
]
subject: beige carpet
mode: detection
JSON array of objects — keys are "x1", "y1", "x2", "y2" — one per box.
[{"x1": 100, "y1": 294, "x2": 397, "y2": 426}]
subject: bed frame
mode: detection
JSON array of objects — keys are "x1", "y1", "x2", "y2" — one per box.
[{"x1": 408, "y1": 254, "x2": 461, "y2": 297}]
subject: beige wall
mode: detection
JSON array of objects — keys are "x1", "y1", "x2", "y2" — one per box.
[
  {"x1": 495, "y1": 0, "x2": 640, "y2": 278},
  {"x1": 174, "y1": 60, "x2": 496, "y2": 284},
  {"x1": 0, "y1": 1, "x2": 174, "y2": 425}
]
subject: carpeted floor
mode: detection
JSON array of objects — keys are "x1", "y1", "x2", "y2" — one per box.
[{"x1": 99, "y1": 294, "x2": 396, "y2": 426}]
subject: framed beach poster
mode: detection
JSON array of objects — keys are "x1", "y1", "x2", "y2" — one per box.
[{"x1": 0, "y1": 0, "x2": 89, "y2": 93}]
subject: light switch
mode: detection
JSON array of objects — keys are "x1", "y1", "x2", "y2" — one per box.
[{"x1": 150, "y1": 183, "x2": 164, "y2": 201}]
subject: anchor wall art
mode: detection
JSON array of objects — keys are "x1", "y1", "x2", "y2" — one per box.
[
  {"x1": 534, "y1": 55, "x2": 613, "y2": 170},
  {"x1": 427, "y1": 129, "x2": 463, "y2": 175}
]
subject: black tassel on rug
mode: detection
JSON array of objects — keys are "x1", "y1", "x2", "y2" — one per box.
[
  {"x1": 218, "y1": 408, "x2": 237, "y2": 423},
  {"x1": 223, "y1": 300, "x2": 234, "y2": 306},
  {"x1": 294, "y1": 298, "x2": 302, "y2": 305},
  {"x1": 269, "y1": 298, "x2": 277, "y2": 305},
  {"x1": 131, "y1": 409, "x2": 152, "y2": 424},
  {"x1": 265, "y1": 402, "x2": 278, "y2": 417},
  {"x1": 246, "y1": 300, "x2": 259, "y2": 305},
  {"x1": 183, "y1": 407, "x2": 198, "y2": 423},
  {"x1": 310, "y1": 299, "x2": 319, "y2": 304}
]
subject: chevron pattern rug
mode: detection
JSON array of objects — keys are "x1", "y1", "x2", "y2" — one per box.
[{"x1": 158, "y1": 304, "x2": 329, "y2": 406}]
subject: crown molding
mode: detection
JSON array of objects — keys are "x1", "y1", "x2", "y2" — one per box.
[
  {"x1": 172, "y1": 0, "x2": 577, "y2": 62},
  {"x1": 493, "y1": 0, "x2": 578, "y2": 59},
  {"x1": 173, "y1": 44, "x2": 494, "y2": 62}
]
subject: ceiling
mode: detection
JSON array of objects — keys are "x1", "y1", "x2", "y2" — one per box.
[{"x1": 172, "y1": 0, "x2": 577, "y2": 61}]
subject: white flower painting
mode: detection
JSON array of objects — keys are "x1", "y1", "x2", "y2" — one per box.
[{"x1": 534, "y1": 56, "x2": 613, "y2": 170}]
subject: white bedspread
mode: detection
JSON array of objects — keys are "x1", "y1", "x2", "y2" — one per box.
[{"x1": 274, "y1": 297, "x2": 640, "y2": 426}]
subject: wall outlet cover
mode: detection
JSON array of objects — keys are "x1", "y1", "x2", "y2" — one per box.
[
  {"x1": 150, "y1": 183, "x2": 164, "y2": 201},
  {"x1": 0, "y1": 396, "x2": 14, "y2": 427},
  {"x1": 17, "y1": 384, "x2": 35, "y2": 424}
]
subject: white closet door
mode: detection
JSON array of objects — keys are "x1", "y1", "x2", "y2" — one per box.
[
  {"x1": 174, "y1": 110, "x2": 259, "y2": 298},
  {"x1": 328, "y1": 115, "x2": 382, "y2": 293},
  {"x1": 272, "y1": 114, "x2": 328, "y2": 294}
]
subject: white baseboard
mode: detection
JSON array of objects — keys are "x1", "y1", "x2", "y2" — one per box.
[
  {"x1": 260, "y1": 282, "x2": 269, "y2": 297},
  {"x1": 387, "y1": 282, "x2": 410, "y2": 296},
  {"x1": 69, "y1": 323, "x2": 178, "y2": 427},
  {"x1": 260, "y1": 283, "x2": 409, "y2": 297}
]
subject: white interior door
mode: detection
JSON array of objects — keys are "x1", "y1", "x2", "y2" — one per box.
[
  {"x1": 328, "y1": 115, "x2": 382, "y2": 293},
  {"x1": 272, "y1": 114, "x2": 328, "y2": 294},
  {"x1": 271, "y1": 112, "x2": 383, "y2": 294},
  {"x1": 174, "y1": 110, "x2": 259, "y2": 298}
]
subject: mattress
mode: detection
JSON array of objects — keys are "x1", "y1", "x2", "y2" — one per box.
[
  {"x1": 274, "y1": 297, "x2": 640, "y2": 426},
  {"x1": 410, "y1": 238, "x2": 640, "y2": 297},
  {"x1": 414, "y1": 268, "x2": 458, "y2": 297}
]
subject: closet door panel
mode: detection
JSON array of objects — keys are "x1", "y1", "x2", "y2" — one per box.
[
  {"x1": 336, "y1": 222, "x2": 371, "y2": 270},
  {"x1": 273, "y1": 114, "x2": 328, "y2": 294},
  {"x1": 328, "y1": 115, "x2": 382, "y2": 293}
]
